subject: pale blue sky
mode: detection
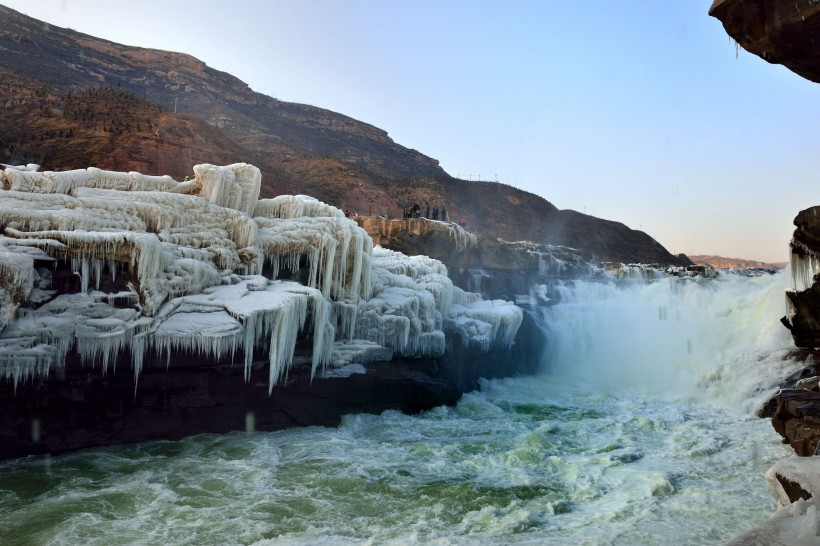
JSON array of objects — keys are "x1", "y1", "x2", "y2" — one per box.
[{"x1": 5, "y1": 0, "x2": 819, "y2": 262}]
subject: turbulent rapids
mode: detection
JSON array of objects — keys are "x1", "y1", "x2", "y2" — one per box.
[{"x1": 0, "y1": 271, "x2": 805, "y2": 545}]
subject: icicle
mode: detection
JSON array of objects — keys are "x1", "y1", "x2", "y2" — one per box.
[
  {"x1": 1, "y1": 162, "x2": 521, "y2": 394},
  {"x1": 790, "y1": 239, "x2": 820, "y2": 292},
  {"x1": 447, "y1": 300, "x2": 523, "y2": 351}
]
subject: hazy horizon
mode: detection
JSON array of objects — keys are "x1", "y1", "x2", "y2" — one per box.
[{"x1": 3, "y1": 0, "x2": 818, "y2": 263}]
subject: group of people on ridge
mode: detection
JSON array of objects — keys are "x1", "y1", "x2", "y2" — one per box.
[{"x1": 403, "y1": 202, "x2": 448, "y2": 222}]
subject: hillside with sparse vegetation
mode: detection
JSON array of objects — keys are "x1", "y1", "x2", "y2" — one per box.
[{"x1": 0, "y1": 4, "x2": 689, "y2": 265}]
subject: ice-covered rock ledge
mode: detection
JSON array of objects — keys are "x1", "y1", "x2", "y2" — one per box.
[
  {"x1": 0, "y1": 163, "x2": 526, "y2": 458},
  {"x1": 727, "y1": 457, "x2": 820, "y2": 545},
  {"x1": 781, "y1": 206, "x2": 820, "y2": 349}
]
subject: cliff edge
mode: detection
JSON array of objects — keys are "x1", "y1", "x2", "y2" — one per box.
[{"x1": 710, "y1": 0, "x2": 820, "y2": 83}]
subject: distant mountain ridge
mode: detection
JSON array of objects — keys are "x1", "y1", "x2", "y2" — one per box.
[
  {"x1": 0, "y1": 4, "x2": 688, "y2": 265},
  {"x1": 689, "y1": 255, "x2": 786, "y2": 270}
]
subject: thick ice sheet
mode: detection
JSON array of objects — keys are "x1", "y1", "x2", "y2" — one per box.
[{"x1": 0, "y1": 164, "x2": 522, "y2": 392}]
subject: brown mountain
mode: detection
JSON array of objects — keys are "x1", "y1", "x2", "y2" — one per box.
[
  {"x1": 689, "y1": 255, "x2": 786, "y2": 270},
  {"x1": 0, "y1": 4, "x2": 687, "y2": 265},
  {"x1": 0, "y1": 68, "x2": 251, "y2": 174}
]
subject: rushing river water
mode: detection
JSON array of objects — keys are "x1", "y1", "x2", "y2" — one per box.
[{"x1": 0, "y1": 272, "x2": 805, "y2": 545}]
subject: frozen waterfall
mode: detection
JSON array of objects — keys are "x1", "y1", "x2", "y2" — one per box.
[{"x1": 0, "y1": 163, "x2": 522, "y2": 393}]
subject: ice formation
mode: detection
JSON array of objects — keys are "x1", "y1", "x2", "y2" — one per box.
[
  {"x1": 766, "y1": 457, "x2": 820, "y2": 510},
  {"x1": 790, "y1": 239, "x2": 820, "y2": 292},
  {"x1": 0, "y1": 164, "x2": 522, "y2": 393},
  {"x1": 356, "y1": 247, "x2": 522, "y2": 355},
  {"x1": 601, "y1": 262, "x2": 666, "y2": 280},
  {"x1": 726, "y1": 457, "x2": 820, "y2": 545}
]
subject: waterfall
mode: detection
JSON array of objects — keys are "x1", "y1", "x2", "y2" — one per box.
[{"x1": 532, "y1": 272, "x2": 801, "y2": 415}]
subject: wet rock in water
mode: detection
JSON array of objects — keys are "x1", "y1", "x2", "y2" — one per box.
[{"x1": 772, "y1": 389, "x2": 820, "y2": 456}]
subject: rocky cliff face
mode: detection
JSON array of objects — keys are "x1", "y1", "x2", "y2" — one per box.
[
  {"x1": 709, "y1": 0, "x2": 820, "y2": 83},
  {"x1": 710, "y1": 15, "x2": 820, "y2": 537},
  {"x1": 356, "y1": 216, "x2": 593, "y2": 300},
  {"x1": 0, "y1": 4, "x2": 685, "y2": 266},
  {"x1": 776, "y1": 208, "x2": 820, "y2": 457},
  {"x1": 709, "y1": 1, "x2": 820, "y2": 460},
  {"x1": 782, "y1": 206, "x2": 820, "y2": 349},
  {"x1": 0, "y1": 5, "x2": 443, "y2": 184},
  {"x1": 354, "y1": 216, "x2": 695, "y2": 302},
  {"x1": 0, "y1": 67, "x2": 253, "y2": 179}
]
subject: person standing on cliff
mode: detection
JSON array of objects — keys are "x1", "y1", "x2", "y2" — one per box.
[
  {"x1": 441, "y1": 207, "x2": 447, "y2": 222},
  {"x1": 425, "y1": 202, "x2": 430, "y2": 219},
  {"x1": 432, "y1": 207, "x2": 439, "y2": 220},
  {"x1": 413, "y1": 203, "x2": 420, "y2": 218}
]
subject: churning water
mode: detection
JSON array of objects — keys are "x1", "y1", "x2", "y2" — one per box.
[{"x1": 0, "y1": 272, "x2": 805, "y2": 545}]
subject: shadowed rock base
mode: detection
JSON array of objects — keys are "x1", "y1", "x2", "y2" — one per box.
[{"x1": 0, "y1": 314, "x2": 541, "y2": 460}]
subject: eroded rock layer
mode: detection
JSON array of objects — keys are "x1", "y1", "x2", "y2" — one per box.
[{"x1": 710, "y1": 0, "x2": 820, "y2": 83}]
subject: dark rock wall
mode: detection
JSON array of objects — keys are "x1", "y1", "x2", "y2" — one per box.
[
  {"x1": 771, "y1": 206, "x2": 820, "y2": 456},
  {"x1": 781, "y1": 207, "x2": 820, "y2": 348},
  {"x1": 710, "y1": 2, "x2": 820, "y2": 460},
  {"x1": 0, "y1": 313, "x2": 543, "y2": 460},
  {"x1": 710, "y1": 0, "x2": 820, "y2": 84}
]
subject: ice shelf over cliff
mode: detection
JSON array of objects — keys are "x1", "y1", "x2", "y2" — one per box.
[{"x1": 0, "y1": 163, "x2": 522, "y2": 393}]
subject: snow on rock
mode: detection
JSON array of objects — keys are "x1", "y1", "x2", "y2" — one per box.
[
  {"x1": 726, "y1": 499, "x2": 820, "y2": 546},
  {"x1": 193, "y1": 163, "x2": 261, "y2": 216},
  {"x1": 767, "y1": 456, "x2": 820, "y2": 509},
  {"x1": 2, "y1": 167, "x2": 180, "y2": 195},
  {"x1": 372, "y1": 246, "x2": 448, "y2": 278},
  {"x1": 152, "y1": 277, "x2": 333, "y2": 391},
  {"x1": 227, "y1": 163, "x2": 262, "y2": 216},
  {"x1": 0, "y1": 291, "x2": 149, "y2": 389},
  {"x1": 727, "y1": 498, "x2": 820, "y2": 546},
  {"x1": 329, "y1": 340, "x2": 393, "y2": 368},
  {"x1": 0, "y1": 164, "x2": 522, "y2": 393},
  {"x1": 354, "y1": 248, "x2": 448, "y2": 356},
  {"x1": 354, "y1": 246, "x2": 522, "y2": 357},
  {"x1": 254, "y1": 194, "x2": 345, "y2": 220},
  {"x1": 447, "y1": 299, "x2": 523, "y2": 351},
  {"x1": 5, "y1": 168, "x2": 46, "y2": 193},
  {"x1": 727, "y1": 457, "x2": 820, "y2": 545}
]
